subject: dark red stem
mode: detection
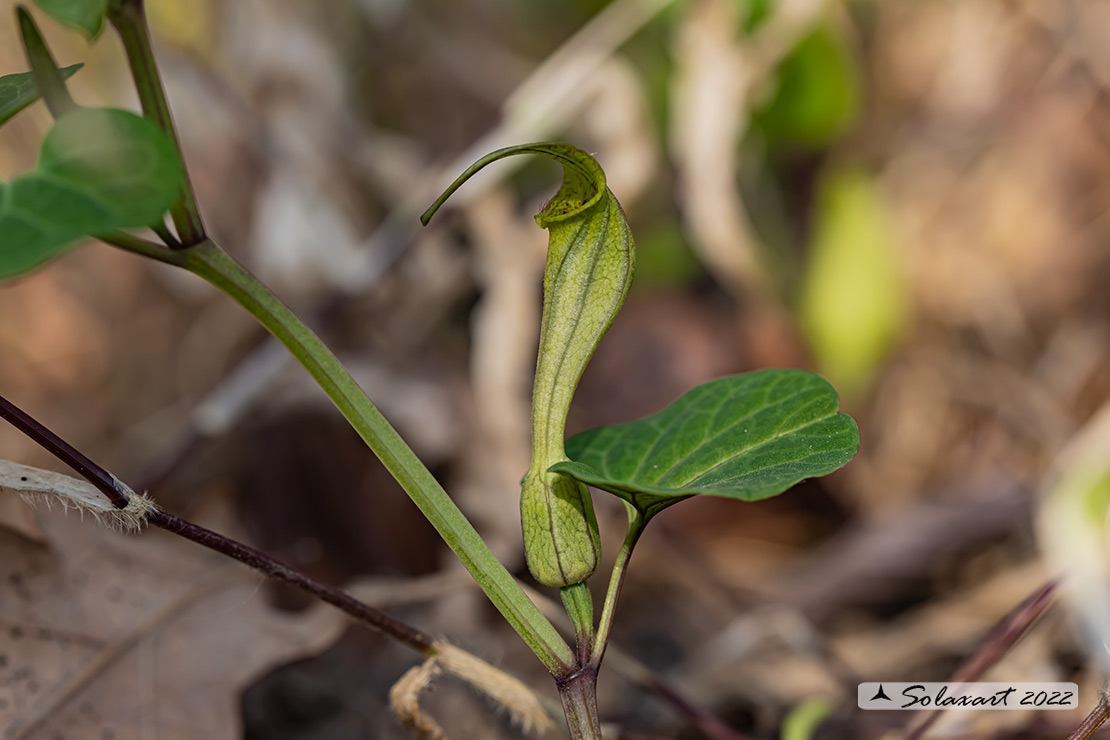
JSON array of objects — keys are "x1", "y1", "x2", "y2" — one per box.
[{"x1": 0, "y1": 391, "x2": 434, "y2": 655}]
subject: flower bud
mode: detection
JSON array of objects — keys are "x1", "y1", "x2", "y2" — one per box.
[{"x1": 521, "y1": 470, "x2": 601, "y2": 587}]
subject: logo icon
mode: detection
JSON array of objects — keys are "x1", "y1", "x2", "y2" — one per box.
[{"x1": 870, "y1": 684, "x2": 892, "y2": 702}]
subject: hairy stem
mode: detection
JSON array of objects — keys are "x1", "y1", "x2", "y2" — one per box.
[
  {"x1": 110, "y1": 237, "x2": 575, "y2": 674},
  {"x1": 108, "y1": 0, "x2": 206, "y2": 246}
]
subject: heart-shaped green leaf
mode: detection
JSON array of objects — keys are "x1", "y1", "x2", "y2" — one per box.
[
  {"x1": 0, "y1": 64, "x2": 82, "y2": 127},
  {"x1": 0, "y1": 106, "x2": 184, "y2": 279},
  {"x1": 551, "y1": 369, "x2": 858, "y2": 517},
  {"x1": 33, "y1": 0, "x2": 109, "y2": 39}
]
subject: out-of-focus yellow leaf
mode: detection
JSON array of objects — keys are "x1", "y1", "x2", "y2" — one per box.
[
  {"x1": 146, "y1": 0, "x2": 214, "y2": 53},
  {"x1": 799, "y1": 168, "x2": 906, "y2": 398}
]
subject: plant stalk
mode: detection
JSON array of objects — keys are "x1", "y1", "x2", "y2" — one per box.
[
  {"x1": 591, "y1": 509, "x2": 647, "y2": 668},
  {"x1": 108, "y1": 0, "x2": 206, "y2": 246},
  {"x1": 561, "y1": 581, "x2": 595, "y2": 664},
  {"x1": 112, "y1": 237, "x2": 575, "y2": 675},
  {"x1": 558, "y1": 666, "x2": 603, "y2": 740},
  {"x1": 902, "y1": 579, "x2": 1057, "y2": 740},
  {"x1": 1067, "y1": 685, "x2": 1110, "y2": 740}
]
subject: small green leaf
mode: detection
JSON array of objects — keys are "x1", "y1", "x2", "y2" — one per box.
[
  {"x1": 33, "y1": 0, "x2": 109, "y2": 39},
  {"x1": 552, "y1": 369, "x2": 858, "y2": 517},
  {"x1": 0, "y1": 63, "x2": 82, "y2": 127},
  {"x1": 0, "y1": 107, "x2": 184, "y2": 279}
]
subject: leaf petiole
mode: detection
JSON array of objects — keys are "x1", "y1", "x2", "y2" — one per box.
[{"x1": 591, "y1": 507, "x2": 647, "y2": 668}]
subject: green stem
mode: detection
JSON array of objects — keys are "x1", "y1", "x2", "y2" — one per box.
[
  {"x1": 108, "y1": 0, "x2": 206, "y2": 246},
  {"x1": 124, "y1": 238, "x2": 575, "y2": 675},
  {"x1": 560, "y1": 581, "x2": 595, "y2": 662},
  {"x1": 98, "y1": 231, "x2": 177, "y2": 260},
  {"x1": 591, "y1": 508, "x2": 647, "y2": 669}
]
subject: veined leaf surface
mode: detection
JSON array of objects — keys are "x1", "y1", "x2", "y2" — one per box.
[
  {"x1": 0, "y1": 64, "x2": 82, "y2": 127},
  {"x1": 552, "y1": 369, "x2": 858, "y2": 517}
]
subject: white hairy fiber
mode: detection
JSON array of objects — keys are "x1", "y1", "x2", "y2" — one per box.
[{"x1": 0, "y1": 460, "x2": 157, "y2": 531}]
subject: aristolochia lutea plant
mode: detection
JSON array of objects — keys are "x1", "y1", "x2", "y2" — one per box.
[{"x1": 0, "y1": 5, "x2": 859, "y2": 739}]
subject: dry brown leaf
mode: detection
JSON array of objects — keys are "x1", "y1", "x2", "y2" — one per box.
[{"x1": 0, "y1": 499, "x2": 346, "y2": 739}]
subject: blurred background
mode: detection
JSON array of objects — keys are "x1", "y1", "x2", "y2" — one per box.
[{"x1": 2, "y1": 0, "x2": 1110, "y2": 737}]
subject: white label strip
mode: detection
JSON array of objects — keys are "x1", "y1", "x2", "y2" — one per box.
[{"x1": 857, "y1": 683, "x2": 1079, "y2": 710}]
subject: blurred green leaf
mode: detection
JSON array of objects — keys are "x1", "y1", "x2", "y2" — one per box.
[
  {"x1": 741, "y1": 0, "x2": 772, "y2": 33},
  {"x1": 753, "y1": 25, "x2": 859, "y2": 151},
  {"x1": 551, "y1": 369, "x2": 858, "y2": 518},
  {"x1": 33, "y1": 0, "x2": 109, "y2": 39},
  {"x1": 0, "y1": 107, "x2": 184, "y2": 279},
  {"x1": 0, "y1": 64, "x2": 82, "y2": 127},
  {"x1": 781, "y1": 698, "x2": 835, "y2": 740},
  {"x1": 798, "y1": 168, "x2": 906, "y2": 397}
]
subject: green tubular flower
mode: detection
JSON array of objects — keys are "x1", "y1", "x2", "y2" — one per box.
[{"x1": 422, "y1": 143, "x2": 634, "y2": 588}]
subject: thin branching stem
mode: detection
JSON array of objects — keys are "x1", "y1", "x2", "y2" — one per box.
[
  {"x1": 1068, "y1": 685, "x2": 1110, "y2": 740},
  {"x1": 98, "y1": 231, "x2": 182, "y2": 261},
  {"x1": 146, "y1": 508, "x2": 437, "y2": 654},
  {"x1": 108, "y1": 0, "x2": 206, "y2": 246},
  {"x1": 0, "y1": 391, "x2": 437, "y2": 654},
  {"x1": 902, "y1": 580, "x2": 1058, "y2": 740},
  {"x1": 0, "y1": 394, "x2": 130, "y2": 508},
  {"x1": 591, "y1": 509, "x2": 646, "y2": 669}
]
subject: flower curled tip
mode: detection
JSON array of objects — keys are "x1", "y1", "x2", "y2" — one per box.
[{"x1": 419, "y1": 142, "x2": 607, "y2": 228}]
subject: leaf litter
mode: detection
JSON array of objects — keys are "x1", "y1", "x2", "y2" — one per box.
[{"x1": 0, "y1": 469, "x2": 346, "y2": 740}]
